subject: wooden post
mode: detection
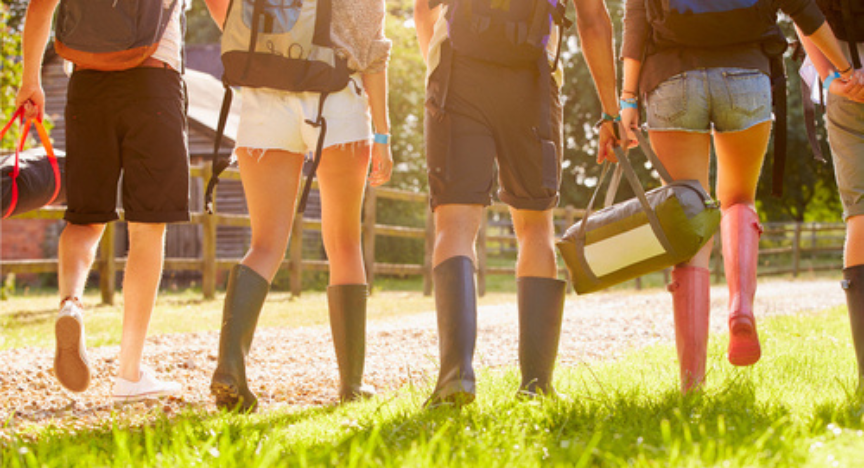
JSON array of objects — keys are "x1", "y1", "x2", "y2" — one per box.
[
  {"x1": 290, "y1": 214, "x2": 304, "y2": 297},
  {"x1": 563, "y1": 205, "x2": 576, "y2": 293},
  {"x1": 792, "y1": 221, "x2": 802, "y2": 278},
  {"x1": 202, "y1": 165, "x2": 217, "y2": 300},
  {"x1": 98, "y1": 222, "x2": 116, "y2": 305},
  {"x1": 362, "y1": 186, "x2": 377, "y2": 291},
  {"x1": 423, "y1": 202, "x2": 434, "y2": 297},
  {"x1": 477, "y1": 208, "x2": 488, "y2": 297},
  {"x1": 712, "y1": 232, "x2": 723, "y2": 283}
]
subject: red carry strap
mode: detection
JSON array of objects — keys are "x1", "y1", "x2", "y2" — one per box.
[{"x1": 1, "y1": 106, "x2": 60, "y2": 219}]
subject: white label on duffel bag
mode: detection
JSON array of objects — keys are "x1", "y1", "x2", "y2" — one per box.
[{"x1": 584, "y1": 223, "x2": 666, "y2": 277}]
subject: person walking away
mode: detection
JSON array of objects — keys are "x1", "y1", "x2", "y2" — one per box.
[
  {"x1": 414, "y1": 0, "x2": 621, "y2": 407},
  {"x1": 798, "y1": 0, "x2": 864, "y2": 391},
  {"x1": 208, "y1": 0, "x2": 393, "y2": 412},
  {"x1": 14, "y1": 0, "x2": 226, "y2": 401},
  {"x1": 620, "y1": 0, "x2": 864, "y2": 393}
]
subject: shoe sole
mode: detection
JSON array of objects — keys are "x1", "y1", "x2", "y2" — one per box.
[
  {"x1": 112, "y1": 389, "x2": 178, "y2": 404},
  {"x1": 55, "y1": 315, "x2": 90, "y2": 393},
  {"x1": 211, "y1": 380, "x2": 256, "y2": 413},
  {"x1": 728, "y1": 319, "x2": 761, "y2": 366}
]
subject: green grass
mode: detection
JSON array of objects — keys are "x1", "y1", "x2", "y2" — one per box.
[{"x1": 3, "y1": 301, "x2": 864, "y2": 466}]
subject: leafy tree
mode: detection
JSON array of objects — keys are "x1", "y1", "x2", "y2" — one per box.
[{"x1": 1, "y1": 1, "x2": 23, "y2": 151}]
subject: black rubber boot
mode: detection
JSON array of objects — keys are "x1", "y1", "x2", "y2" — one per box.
[
  {"x1": 210, "y1": 264, "x2": 270, "y2": 412},
  {"x1": 328, "y1": 284, "x2": 376, "y2": 402},
  {"x1": 425, "y1": 256, "x2": 477, "y2": 408},
  {"x1": 842, "y1": 265, "x2": 864, "y2": 391},
  {"x1": 517, "y1": 276, "x2": 566, "y2": 398}
]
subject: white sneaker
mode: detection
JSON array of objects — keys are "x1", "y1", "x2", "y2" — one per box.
[
  {"x1": 112, "y1": 366, "x2": 182, "y2": 403},
  {"x1": 54, "y1": 297, "x2": 91, "y2": 392}
]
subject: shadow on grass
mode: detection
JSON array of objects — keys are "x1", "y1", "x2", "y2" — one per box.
[{"x1": 0, "y1": 380, "x2": 814, "y2": 467}]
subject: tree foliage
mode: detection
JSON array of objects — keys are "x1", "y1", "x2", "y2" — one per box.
[{"x1": 1, "y1": 2, "x2": 24, "y2": 151}]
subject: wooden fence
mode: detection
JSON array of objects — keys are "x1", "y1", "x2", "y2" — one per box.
[{"x1": 1, "y1": 165, "x2": 846, "y2": 304}]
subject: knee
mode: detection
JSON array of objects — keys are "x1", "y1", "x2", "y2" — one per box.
[{"x1": 324, "y1": 236, "x2": 362, "y2": 262}]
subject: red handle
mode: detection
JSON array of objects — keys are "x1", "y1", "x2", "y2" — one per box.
[{"x1": 2, "y1": 105, "x2": 59, "y2": 219}]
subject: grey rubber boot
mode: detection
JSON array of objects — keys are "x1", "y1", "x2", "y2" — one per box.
[
  {"x1": 328, "y1": 284, "x2": 376, "y2": 402},
  {"x1": 842, "y1": 265, "x2": 864, "y2": 391},
  {"x1": 425, "y1": 256, "x2": 477, "y2": 408},
  {"x1": 210, "y1": 264, "x2": 270, "y2": 412},
  {"x1": 517, "y1": 276, "x2": 566, "y2": 398}
]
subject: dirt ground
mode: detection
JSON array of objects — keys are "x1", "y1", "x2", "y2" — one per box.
[{"x1": 0, "y1": 279, "x2": 847, "y2": 437}]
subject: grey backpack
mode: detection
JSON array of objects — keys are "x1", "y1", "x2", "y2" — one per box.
[{"x1": 54, "y1": 0, "x2": 178, "y2": 70}]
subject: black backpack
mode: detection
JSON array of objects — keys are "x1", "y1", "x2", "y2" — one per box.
[
  {"x1": 206, "y1": 0, "x2": 351, "y2": 215},
  {"x1": 54, "y1": 0, "x2": 179, "y2": 71},
  {"x1": 439, "y1": 0, "x2": 569, "y2": 67},
  {"x1": 646, "y1": 0, "x2": 785, "y2": 50},
  {"x1": 645, "y1": 0, "x2": 790, "y2": 196}
]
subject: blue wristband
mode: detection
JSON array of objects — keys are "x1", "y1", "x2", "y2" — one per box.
[
  {"x1": 823, "y1": 71, "x2": 841, "y2": 92},
  {"x1": 373, "y1": 133, "x2": 390, "y2": 145},
  {"x1": 619, "y1": 98, "x2": 638, "y2": 110}
]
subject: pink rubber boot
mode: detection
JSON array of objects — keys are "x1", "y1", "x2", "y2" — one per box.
[
  {"x1": 669, "y1": 266, "x2": 711, "y2": 393},
  {"x1": 721, "y1": 204, "x2": 763, "y2": 366}
]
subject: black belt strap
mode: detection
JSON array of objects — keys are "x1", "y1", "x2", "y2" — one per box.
[
  {"x1": 297, "y1": 92, "x2": 331, "y2": 214},
  {"x1": 770, "y1": 54, "x2": 787, "y2": 197},
  {"x1": 204, "y1": 83, "x2": 235, "y2": 215}
]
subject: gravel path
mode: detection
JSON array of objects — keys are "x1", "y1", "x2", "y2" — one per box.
[{"x1": 0, "y1": 279, "x2": 846, "y2": 436}]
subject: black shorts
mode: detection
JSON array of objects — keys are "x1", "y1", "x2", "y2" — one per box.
[
  {"x1": 425, "y1": 53, "x2": 563, "y2": 211},
  {"x1": 64, "y1": 68, "x2": 190, "y2": 224}
]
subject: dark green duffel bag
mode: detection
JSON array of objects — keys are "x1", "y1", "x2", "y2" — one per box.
[{"x1": 557, "y1": 132, "x2": 721, "y2": 294}]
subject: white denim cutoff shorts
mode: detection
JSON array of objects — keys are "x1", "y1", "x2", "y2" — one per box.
[{"x1": 235, "y1": 75, "x2": 372, "y2": 155}]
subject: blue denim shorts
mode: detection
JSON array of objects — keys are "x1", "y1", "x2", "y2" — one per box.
[{"x1": 646, "y1": 68, "x2": 772, "y2": 134}]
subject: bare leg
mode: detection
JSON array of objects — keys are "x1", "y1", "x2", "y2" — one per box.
[
  {"x1": 236, "y1": 148, "x2": 306, "y2": 281},
  {"x1": 317, "y1": 143, "x2": 371, "y2": 285},
  {"x1": 54, "y1": 222, "x2": 104, "y2": 392},
  {"x1": 117, "y1": 222, "x2": 166, "y2": 381},
  {"x1": 714, "y1": 121, "x2": 772, "y2": 367},
  {"x1": 58, "y1": 223, "x2": 106, "y2": 299},
  {"x1": 509, "y1": 207, "x2": 557, "y2": 278},
  {"x1": 647, "y1": 130, "x2": 713, "y2": 391},
  {"x1": 846, "y1": 215, "x2": 864, "y2": 268},
  {"x1": 433, "y1": 204, "x2": 484, "y2": 267}
]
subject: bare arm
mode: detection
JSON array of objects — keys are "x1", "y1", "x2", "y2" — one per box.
[
  {"x1": 362, "y1": 70, "x2": 393, "y2": 186},
  {"x1": 414, "y1": 0, "x2": 440, "y2": 63},
  {"x1": 15, "y1": 0, "x2": 60, "y2": 121},
  {"x1": 203, "y1": 0, "x2": 230, "y2": 31},
  {"x1": 803, "y1": 22, "x2": 856, "y2": 79},
  {"x1": 572, "y1": 0, "x2": 619, "y2": 162},
  {"x1": 797, "y1": 25, "x2": 864, "y2": 102},
  {"x1": 619, "y1": 57, "x2": 642, "y2": 147}
]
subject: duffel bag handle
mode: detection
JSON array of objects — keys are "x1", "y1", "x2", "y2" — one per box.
[
  {"x1": 577, "y1": 129, "x2": 677, "y2": 256},
  {"x1": 1, "y1": 105, "x2": 60, "y2": 219}
]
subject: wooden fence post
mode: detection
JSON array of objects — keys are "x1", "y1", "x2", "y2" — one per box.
[
  {"x1": 363, "y1": 186, "x2": 377, "y2": 291},
  {"x1": 423, "y1": 202, "x2": 434, "y2": 297},
  {"x1": 712, "y1": 232, "x2": 723, "y2": 283},
  {"x1": 201, "y1": 165, "x2": 217, "y2": 300},
  {"x1": 792, "y1": 222, "x2": 802, "y2": 278},
  {"x1": 290, "y1": 215, "x2": 304, "y2": 297},
  {"x1": 477, "y1": 208, "x2": 488, "y2": 297},
  {"x1": 98, "y1": 222, "x2": 116, "y2": 305},
  {"x1": 563, "y1": 205, "x2": 576, "y2": 293}
]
